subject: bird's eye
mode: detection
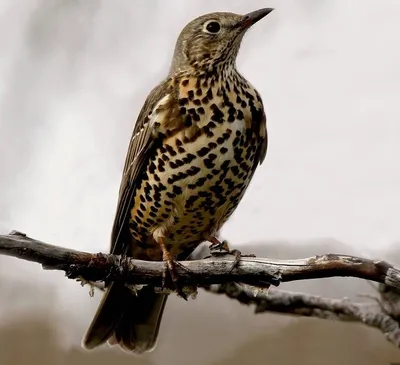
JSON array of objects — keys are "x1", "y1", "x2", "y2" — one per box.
[{"x1": 203, "y1": 20, "x2": 221, "y2": 34}]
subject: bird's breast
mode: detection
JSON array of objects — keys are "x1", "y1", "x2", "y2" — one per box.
[{"x1": 128, "y1": 73, "x2": 264, "y2": 257}]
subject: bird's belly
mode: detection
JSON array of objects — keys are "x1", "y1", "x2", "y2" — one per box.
[{"x1": 129, "y1": 120, "x2": 259, "y2": 257}]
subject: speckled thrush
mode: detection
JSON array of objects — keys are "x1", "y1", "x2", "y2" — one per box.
[{"x1": 82, "y1": 7, "x2": 273, "y2": 354}]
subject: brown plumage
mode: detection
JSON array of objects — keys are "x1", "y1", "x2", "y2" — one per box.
[{"x1": 82, "y1": 7, "x2": 273, "y2": 354}]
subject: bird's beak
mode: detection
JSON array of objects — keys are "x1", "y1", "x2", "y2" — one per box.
[{"x1": 236, "y1": 8, "x2": 274, "y2": 31}]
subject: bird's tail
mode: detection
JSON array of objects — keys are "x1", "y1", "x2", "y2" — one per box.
[{"x1": 82, "y1": 282, "x2": 167, "y2": 354}]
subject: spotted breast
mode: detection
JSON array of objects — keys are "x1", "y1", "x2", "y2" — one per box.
[{"x1": 129, "y1": 67, "x2": 267, "y2": 260}]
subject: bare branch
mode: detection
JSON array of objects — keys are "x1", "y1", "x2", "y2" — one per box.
[
  {"x1": 206, "y1": 284, "x2": 400, "y2": 347},
  {"x1": 2, "y1": 230, "x2": 400, "y2": 348},
  {"x1": 1, "y1": 230, "x2": 400, "y2": 291}
]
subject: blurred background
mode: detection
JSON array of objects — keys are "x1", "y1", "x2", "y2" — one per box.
[{"x1": 1, "y1": 0, "x2": 400, "y2": 364}]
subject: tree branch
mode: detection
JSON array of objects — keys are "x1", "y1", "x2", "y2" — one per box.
[
  {"x1": 1, "y1": 230, "x2": 400, "y2": 348},
  {"x1": 206, "y1": 283, "x2": 400, "y2": 347},
  {"x1": 1, "y1": 231, "x2": 399, "y2": 289}
]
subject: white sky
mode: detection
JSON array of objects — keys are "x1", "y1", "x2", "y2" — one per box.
[{"x1": 0, "y1": 0, "x2": 400, "y2": 336}]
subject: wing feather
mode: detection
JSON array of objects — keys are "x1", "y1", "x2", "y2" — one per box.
[
  {"x1": 110, "y1": 79, "x2": 178, "y2": 255},
  {"x1": 258, "y1": 109, "x2": 268, "y2": 165}
]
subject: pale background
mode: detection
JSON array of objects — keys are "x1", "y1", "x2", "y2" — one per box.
[{"x1": 0, "y1": 1, "x2": 400, "y2": 364}]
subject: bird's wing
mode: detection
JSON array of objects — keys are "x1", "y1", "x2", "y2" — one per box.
[
  {"x1": 257, "y1": 108, "x2": 268, "y2": 165},
  {"x1": 109, "y1": 77, "x2": 181, "y2": 255},
  {"x1": 250, "y1": 93, "x2": 268, "y2": 173}
]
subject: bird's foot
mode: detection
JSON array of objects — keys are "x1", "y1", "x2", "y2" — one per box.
[
  {"x1": 208, "y1": 236, "x2": 230, "y2": 255},
  {"x1": 162, "y1": 258, "x2": 189, "y2": 300},
  {"x1": 158, "y1": 238, "x2": 189, "y2": 300},
  {"x1": 208, "y1": 237, "x2": 256, "y2": 273},
  {"x1": 226, "y1": 249, "x2": 257, "y2": 273}
]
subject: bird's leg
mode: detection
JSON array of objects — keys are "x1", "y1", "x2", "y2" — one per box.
[
  {"x1": 208, "y1": 236, "x2": 230, "y2": 253},
  {"x1": 207, "y1": 236, "x2": 256, "y2": 273},
  {"x1": 158, "y1": 237, "x2": 188, "y2": 300}
]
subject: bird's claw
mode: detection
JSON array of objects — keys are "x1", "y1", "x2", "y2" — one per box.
[
  {"x1": 228, "y1": 249, "x2": 256, "y2": 273},
  {"x1": 162, "y1": 258, "x2": 189, "y2": 300},
  {"x1": 208, "y1": 239, "x2": 256, "y2": 273},
  {"x1": 209, "y1": 239, "x2": 230, "y2": 255},
  {"x1": 159, "y1": 237, "x2": 194, "y2": 300}
]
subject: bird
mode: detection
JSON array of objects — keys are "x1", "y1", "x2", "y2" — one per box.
[{"x1": 82, "y1": 7, "x2": 273, "y2": 354}]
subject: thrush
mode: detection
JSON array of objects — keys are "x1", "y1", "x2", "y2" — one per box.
[{"x1": 82, "y1": 7, "x2": 273, "y2": 354}]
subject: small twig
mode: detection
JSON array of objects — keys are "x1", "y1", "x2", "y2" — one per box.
[{"x1": 206, "y1": 284, "x2": 400, "y2": 347}]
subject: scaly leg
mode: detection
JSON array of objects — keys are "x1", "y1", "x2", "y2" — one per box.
[
  {"x1": 208, "y1": 236, "x2": 230, "y2": 253},
  {"x1": 158, "y1": 237, "x2": 188, "y2": 300}
]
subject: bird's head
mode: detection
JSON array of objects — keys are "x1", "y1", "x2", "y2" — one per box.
[{"x1": 170, "y1": 8, "x2": 274, "y2": 74}]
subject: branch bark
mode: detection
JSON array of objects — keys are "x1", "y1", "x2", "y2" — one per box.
[
  {"x1": 206, "y1": 284, "x2": 400, "y2": 347},
  {"x1": 1, "y1": 230, "x2": 400, "y2": 348},
  {"x1": 1, "y1": 230, "x2": 399, "y2": 289}
]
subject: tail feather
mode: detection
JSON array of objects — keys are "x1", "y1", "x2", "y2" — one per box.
[
  {"x1": 82, "y1": 283, "x2": 167, "y2": 353},
  {"x1": 112, "y1": 288, "x2": 167, "y2": 353}
]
